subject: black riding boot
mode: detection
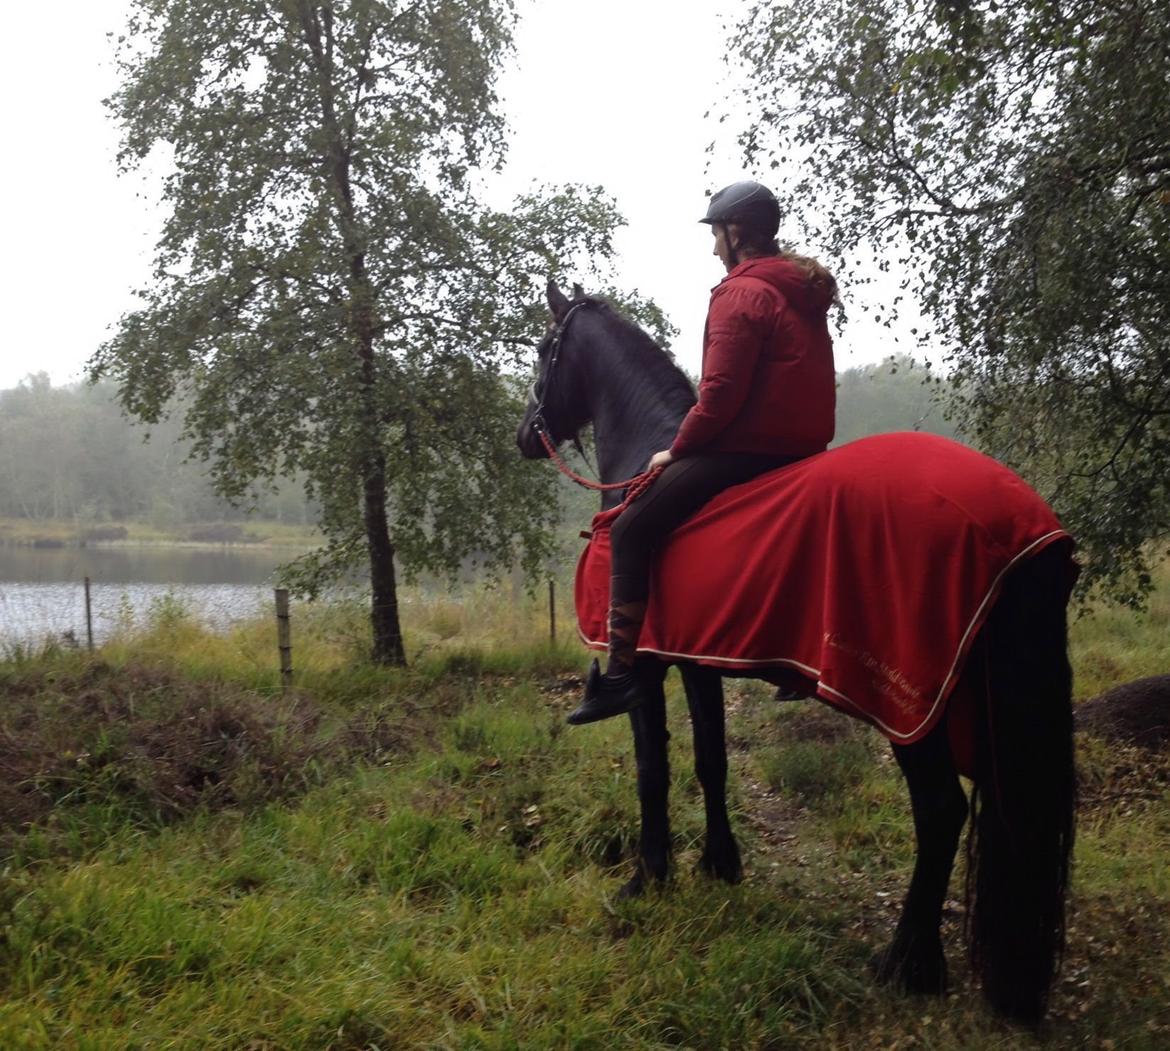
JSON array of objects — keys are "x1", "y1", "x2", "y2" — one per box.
[{"x1": 568, "y1": 581, "x2": 648, "y2": 725}]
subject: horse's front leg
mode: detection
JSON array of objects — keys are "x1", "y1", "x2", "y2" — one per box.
[
  {"x1": 681, "y1": 663, "x2": 742, "y2": 884},
  {"x1": 872, "y1": 718, "x2": 967, "y2": 995},
  {"x1": 621, "y1": 659, "x2": 670, "y2": 899}
]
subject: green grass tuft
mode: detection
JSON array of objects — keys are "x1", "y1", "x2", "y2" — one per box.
[{"x1": 756, "y1": 737, "x2": 873, "y2": 803}]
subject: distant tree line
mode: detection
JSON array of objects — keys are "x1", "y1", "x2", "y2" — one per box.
[
  {"x1": 0, "y1": 374, "x2": 315, "y2": 527},
  {"x1": 833, "y1": 354, "x2": 957, "y2": 446},
  {"x1": 0, "y1": 357, "x2": 952, "y2": 529}
]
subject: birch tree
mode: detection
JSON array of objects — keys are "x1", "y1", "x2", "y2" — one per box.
[{"x1": 94, "y1": 0, "x2": 649, "y2": 661}]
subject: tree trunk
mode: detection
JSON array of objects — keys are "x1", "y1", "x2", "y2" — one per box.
[
  {"x1": 301, "y1": 3, "x2": 405, "y2": 664},
  {"x1": 354, "y1": 262, "x2": 403, "y2": 664},
  {"x1": 354, "y1": 255, "x2": 403, "y2": 665},
  {"x1": 364, "y1": 449, "x2": 405, "y2": 665},
  {"x1": 351, "y1": 214, "x2": 403, "y2": 665}
]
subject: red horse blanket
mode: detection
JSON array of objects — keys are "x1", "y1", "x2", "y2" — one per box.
[{"x1": 576, "y1": 432, "x2": 1073, "y2": 747}]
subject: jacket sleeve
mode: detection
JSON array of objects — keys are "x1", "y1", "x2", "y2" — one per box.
[{"x1": 670, "y1": 283, "x2": 778, "y2": 457}]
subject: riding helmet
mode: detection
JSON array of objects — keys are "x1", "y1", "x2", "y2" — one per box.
[{"x1": 700, "y1": 181, "x2": 781, "y2": 239}]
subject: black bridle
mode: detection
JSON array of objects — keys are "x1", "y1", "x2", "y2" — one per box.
[
  {"x1": 529, "y1": 300, "x2": 588, "y2": 441},
  {"x1": 525, "y1": 298, "x2": 660, "y2": 494}
]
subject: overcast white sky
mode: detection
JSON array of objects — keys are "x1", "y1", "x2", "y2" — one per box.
[{"x1": 0, "y1": 0, "x2": 906, "y2": 393}]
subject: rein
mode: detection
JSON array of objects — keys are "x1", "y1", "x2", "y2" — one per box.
[
  {"x1": 530, "y1": 300, "x2": 662, "y2": 500},
  {"x1": 535, "y1": 425, "x2": 662, "y2": 498}
]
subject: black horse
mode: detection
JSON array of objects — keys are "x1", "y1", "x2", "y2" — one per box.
[{"x1": 516, "y1": 281, "x2": 1077, "y2": 1024}]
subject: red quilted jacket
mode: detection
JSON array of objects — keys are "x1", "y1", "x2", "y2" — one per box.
[{"x1": 670, "y1": 255, "x2": 836, "y2": 459}]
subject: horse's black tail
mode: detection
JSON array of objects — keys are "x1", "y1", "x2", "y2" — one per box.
[{"x1": 967, "y1": 541, "x2": 1076, "y2": 1024}]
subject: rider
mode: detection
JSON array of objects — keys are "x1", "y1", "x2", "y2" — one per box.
[{"x1": 569, "y1": 180, "x2": 838, "y2": 724}]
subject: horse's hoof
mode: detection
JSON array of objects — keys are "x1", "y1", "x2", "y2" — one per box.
[
  {"x1": 870, "y1": 939, "x2": 947, "y2": 995},
  {"x1": 696, "y1": 847, "x2": 743, "y2": 885},
  {"x1": 615, "y1": 875, "x2": 646, "y2": 900},
  {"x1": 616, "y1": 860, "x2": 669, "y2": 900}
]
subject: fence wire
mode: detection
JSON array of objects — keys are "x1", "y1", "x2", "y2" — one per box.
[{"x1": 0, "y1": 581, "x2": 275, "y2": 652}]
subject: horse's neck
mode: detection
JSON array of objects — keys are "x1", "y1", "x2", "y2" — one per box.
[{"x1": 587, "y1": 352, "x2": 689, "y2": 510}]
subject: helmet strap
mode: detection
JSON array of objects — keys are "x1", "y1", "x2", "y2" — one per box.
[{"x1": 721, "y1": 222, "x2": 739, "y2": 269}]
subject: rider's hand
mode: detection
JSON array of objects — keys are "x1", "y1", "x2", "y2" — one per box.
[{"x1": 648, "y1": 449, "x2": 674, "y2": 470}]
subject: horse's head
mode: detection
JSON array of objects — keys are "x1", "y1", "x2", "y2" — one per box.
[{"x1": 516, "y1": 279, "x2": 595, "y2": 459}]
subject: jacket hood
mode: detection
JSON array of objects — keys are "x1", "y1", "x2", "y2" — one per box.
[{"x1": 726, "y1": 255, "x2": 836, "y2": 316}]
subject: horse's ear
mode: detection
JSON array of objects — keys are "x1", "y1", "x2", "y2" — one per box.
[
  {"x1": 547, "y1": 280, "x2": 571, "y2": 322},
  {"x1": 572, "y1": 282, "x2": 585, "y2": 300}
]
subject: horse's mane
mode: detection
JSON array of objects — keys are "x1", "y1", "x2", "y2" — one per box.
[{"x1": 575, "y1": 295, "x2": 697, "y2": 415}]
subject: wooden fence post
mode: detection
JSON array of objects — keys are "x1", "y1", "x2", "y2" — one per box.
[
  {"x1": 275, "y1": 588, "x2": 292, "y2": 691},
  {"x1": 548, "y1": 578, "x2": 556, "y2": 642},
  {"x1": 84, "y1": 576, "x2": 94, "y2": 651}
]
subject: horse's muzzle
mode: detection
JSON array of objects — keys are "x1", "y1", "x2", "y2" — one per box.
[{"x1": 516, "y1": 417, "x2": 550, "y2": 460}]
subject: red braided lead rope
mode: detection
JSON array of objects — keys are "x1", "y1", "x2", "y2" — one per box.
[{"x1": 537, "y1": 427, "x2": 663, "y2": 502}]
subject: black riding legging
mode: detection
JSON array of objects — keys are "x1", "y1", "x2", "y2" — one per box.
[{"x1": 609, "y1": 451, "x2": 798, "y2": 609}]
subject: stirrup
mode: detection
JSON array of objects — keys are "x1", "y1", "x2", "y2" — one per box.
[
  {"x1": 774, "y1": 685, "x2": 811, "y2": 702},
  {"x1": 567, "y1": 659, "x2": 647, "y2": 725}
]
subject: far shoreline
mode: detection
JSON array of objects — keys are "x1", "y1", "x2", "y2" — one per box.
[
  {"x1": 0, "y1": 538, "x2": 317, "y2": 552},
  {"x1": 0, "y1": 516, "x2": 322, "y2": 551}
]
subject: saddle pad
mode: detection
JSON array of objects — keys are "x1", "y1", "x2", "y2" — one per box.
[{"x1": 575, "y1": 432, "x2": 1074, "y2": 745}]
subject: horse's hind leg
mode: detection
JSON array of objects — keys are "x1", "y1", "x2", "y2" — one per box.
[
  {"x1": 873, "y1": 717, "x2": 967, "y2": 995},
  {"x1": 622, "y1": 660, "x2": 671, "y2": 899},
  {"x1": 681, "y1": 664, "x2": 742, "y2": 884}
]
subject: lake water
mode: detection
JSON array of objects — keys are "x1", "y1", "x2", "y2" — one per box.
[{"x1": 0, "y1": 544, "x2": 306, "y2": 649}]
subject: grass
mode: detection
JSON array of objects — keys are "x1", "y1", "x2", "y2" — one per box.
[
  {"x1": 0, "y1": 709, "x2": 853, "y2": 1048},
  {"x1": 0, "y1": 567, "x2": 1168, "y2": 1047},
  {"x1": 756, "y1": 736, "x2": 872, "y2": 803},
  {"x1": 1069, "y1": 549, "x2": 1170, "y2": 699}
]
